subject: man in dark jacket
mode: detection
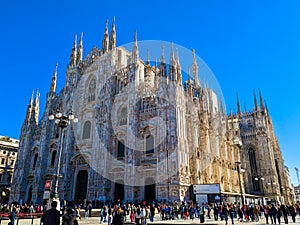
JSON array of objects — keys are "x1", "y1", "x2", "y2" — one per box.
[{"x1": 41, "y1": 201, "x2": 60, "y2": 225}]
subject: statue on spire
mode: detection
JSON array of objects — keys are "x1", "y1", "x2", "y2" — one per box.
[{"x1": 176, "y1": 48, "x2": 182, "y2": 86}]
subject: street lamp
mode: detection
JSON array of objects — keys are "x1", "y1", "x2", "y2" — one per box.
[
  {"x1": 234, "y1": 161, "x2": 245, "y2": 206},
  {"x1": 48, "y1": 110, "x2": 78, "y2": 204},
  {"x1": 267, "y1": 179, "x2": 276, "y2": 201}
]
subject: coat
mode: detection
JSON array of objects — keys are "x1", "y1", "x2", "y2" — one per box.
[{"x1": 41, "y1": 207, "x2": 60, "y2": 225}]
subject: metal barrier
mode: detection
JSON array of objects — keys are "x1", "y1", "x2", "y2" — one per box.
[{"x1": 0, "y1": 213, "x2": 43, "y2": 225}]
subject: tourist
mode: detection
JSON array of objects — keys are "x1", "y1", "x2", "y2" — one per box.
[{"x1": 41, "y1": 201, "x2": 60, "y2": 225}]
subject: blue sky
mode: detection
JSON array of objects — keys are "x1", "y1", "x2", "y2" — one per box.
[{"x1": 0, "y1": 0, "x2": 299, "y2": 185}]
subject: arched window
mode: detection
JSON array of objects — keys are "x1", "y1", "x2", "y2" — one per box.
[
  {"x1": 82, "y1": 121, "x2": 91, "y2": 139},
  {"x1": 146, "y1": 135, "x2": 154, "y2": 155},
  {"x1": 117, "y1": 141, "x2": 125, "y2": 158},
  {"x1": 51, "y1": 150, "x2": 57, "y2": 166},
  {"x1": 119, "y1": 107, "x2": 127, "y2": 126},
  {"x1": 249, "y1": 147, "x2": 259, "y2": 192},
  {"x1": 87, "y1": 78, "x2": 96, "y2": 102},
  {"x1": 33, "y1": 153, "x2": 38, "y2": 169}
]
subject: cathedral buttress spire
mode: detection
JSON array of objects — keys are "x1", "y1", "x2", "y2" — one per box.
[
  {"x1": 259, "y1": 88, "x2": 265, "y2": 109},
  {"x1": 109, "y1": 17, "x2": 116, "y2": 50},
  {"x1": 168, "y1": 42, "x2": 177, "y2": 81},
  {"x1": 161, "y1": 45, "x2": 165, "y2": 63},
  {"x1": 192, "y1": 49, "x2": 200, "y2": 87},
  {"x1": 25, "y1": 92, "x2": 34, "y2": 123},
  {"x1": 69, "y1": 35, "x2": 77, "y2": 66},
  {"x1": 50, "y1": 63, "x2": 58, "y2": 93},
  {"x1": 187, "y1": 68, "x2": 193, "y2": 97},
  {"x1": 77, "y1": 32, "x2": 83, "y2": 64},
  {"x1": 102, "y1": 20, "x2": 109, "y2": 54},
  {"x1": 176, "y1": 48, "x2": 182, "y2": 86},
  {"x1": 236, "y1": 92, "x2": 241, "y2": 116},
  {"x1": 132, "y1": 30, "x2": 139, "y2": 64},
  {"x1": 253, "y1": 89, "x2": 258, "y2": 110},
  {"x1": 32, "y1": 90, "x2": 40, "y2": 125},
  {"x1": 159, "y1": 45, "x2": 166, "y2": 77},
  {"x1": 146, "y1": 49, "x2": 150, "y2": 65}
]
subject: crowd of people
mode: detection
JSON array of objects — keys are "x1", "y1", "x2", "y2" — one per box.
[{"x1": 1, "y1": 199, "x2": 300, "y2": 225}]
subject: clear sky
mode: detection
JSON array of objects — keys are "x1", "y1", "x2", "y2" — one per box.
[{"x1": 0, "y1": 0, "x2": 299, "y2": 185}]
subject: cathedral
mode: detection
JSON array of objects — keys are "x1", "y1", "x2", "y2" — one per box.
[{"x1": 10, "y1": 20, "x2": 294, "y2": 205}]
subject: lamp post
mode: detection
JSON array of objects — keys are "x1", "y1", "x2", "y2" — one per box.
[
  {"x1": 254, "y1": 176, "x2": 265, "y2": 205},
  {"x1": 267, "y1": 178, "x2": 276, "y2": 201},
  {"x1": 49, "y1": 110, "x2": 78, "y2": 203},
  {"x1": 234, "y1": 161, "x2": 245, "y2": 206}
]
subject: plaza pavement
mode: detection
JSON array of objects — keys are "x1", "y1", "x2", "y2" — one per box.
[{"x1": 3, "y1": 214, "x2": 300, "y2": 225}]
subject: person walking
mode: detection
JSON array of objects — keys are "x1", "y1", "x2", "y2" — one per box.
[
  {"x1": 41, "y1": 201, "x2": 60, "y2": 225},
  {"x1": 213, "y1": 204, "x2": 219, "y2": 221},
  {"x1": 8, "y1": 207, "x2": 17, "y2": 225},
  {"x1": 222, "y1": 204, "x2": 229, "y2": 225},
  {"x1": 277, "y1": 205, "x2": 282, "y2": 225},
  {"x1": 229, "y1": 205, "x2": 235, "y2": 225}
]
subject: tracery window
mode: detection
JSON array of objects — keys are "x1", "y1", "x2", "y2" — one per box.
[
  {"x1": 87, "y1": 78, "x2": 96, "y2": 102},
  {"x1": 51, "y1": 150, "x2": 57, "y2": 167},
  {"x1": 145, "y1": 135, "x2": 154, "y2": 155},
  {"x1": 249, "y1": 147, "x2": 260, "y2": 192},
  {"x1": 33, "y1": 153, "x2": 38, "y2": 170},
  {"x1": 82, "y1": 121, "x2": 91, "y2": 139},
  {"x1": 119, "y1": 107, "x2": 127, "y2": 126}
]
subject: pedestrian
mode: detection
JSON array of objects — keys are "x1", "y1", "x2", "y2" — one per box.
[
  {"x1": 229, "y1": 205, "x2": 235, "y2": 225},
  {"x1": 280, "y1": 204, "x2": 288, "y2": 224},
  {"x1": 150, "y1": 204, "x2": 155, "y2": 222},
  {"x1": 221, "y1": 204, "x2": 229, "y2": 225},
  {"x1": 264, "y1": 205, "x2": 270, "y2": 224},
  {"x1": 269, "y1": 204, "x2": 278, "y2": 224},
  {"x1": 74, "y1": 206, "x2": 81, "y2": 225},
  {"x1": 62, "y1": 207, "x2": 76, "y2": 225},
  {"x1": 41, "y1": 201, "x2": 60, "y2": 225},
  {"x1": 277, "y1": 205, "x2": 282, "y2": 225},
  {"x1": 8, "y1": 207, "x2": 17, "y2": 225},
  {"x1": 213, "y1": 204, "x2": 219, "y2": 221}
]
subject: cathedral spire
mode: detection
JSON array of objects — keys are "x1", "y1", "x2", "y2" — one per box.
[
  {"x1": 32, "y1": 90, "x2": 40, "y2": 125},
  {"x1": 102, "y1": 20, "x2": 109, "y2": 54},
  {"x1": 192, "y1": 49, "x2": 200, "y2": 87},
  {"x1": 25, "y1": 92, "x2": 34, "y2": 123},
  {"x1": 50, "y1": 63, "x2": 58, "y2": 93},
  {"x1": 259, "y1": 88, "x2": 265, "y2": 109},
  {"x1": 253, "y1": 89, "x2": 258, "y2": 110},
  {"x1": 146, "y1": 49, "x2": 150, "y2": 65},
  {"x1": 187, "y1": 68, "x2": 193, "y2": 97},
  {"x1": 69, "y1": 35, "x2": 77, "y2": 66},
  {"x1": 236, "y1": 92, "x2": 241, "y2": 116},
  {"x1": 132, "y1": 30, "x2": 139, "y2": 64},
  {"x1": 77, "y1": 32, "x2": 83, "y2": 64},
  {"x1": 168, "y1": 42, "x2": 177, "y2": 81},
  {"x1": 176, "y1": 48, "x2": 182, "y2": 86},
  {"x1": 161, "y1": 45, "x2": 165, "y2": 63},
  {"x1": 159, "y1": 45, "x2": 166, "y2": 77},
  {"x1": 109, "y1": 17, "x2": 116, "y2": 50}
]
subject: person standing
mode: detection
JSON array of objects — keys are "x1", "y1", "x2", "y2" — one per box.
[
  {"x1": 280, "y1": 204, "x2": 288, "y2": 224},
  {"x1": 277, "y1": 205, "x2": 282, "y2": 225},
  {"x1": 213, "y1": 204, "x2": 219, "y2": 221},
  {"x1": 41, "y1": 201, "x2": 60, "y2": 225},
  {"x1": 269, "y1": 204, "x2": 278, "y2": 224},
  {"x1": 264, "y1": 205, "x2": 270, "y2": 224}
]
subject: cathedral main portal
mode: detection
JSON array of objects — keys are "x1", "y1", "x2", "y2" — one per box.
[{"x1": 75, "y1": 170, "x2": 88, "y2": 202}]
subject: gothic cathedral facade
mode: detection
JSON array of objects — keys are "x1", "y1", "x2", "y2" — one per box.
[{"x1": 11, "y1": 21, "x2": 294, "y2": 205}]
